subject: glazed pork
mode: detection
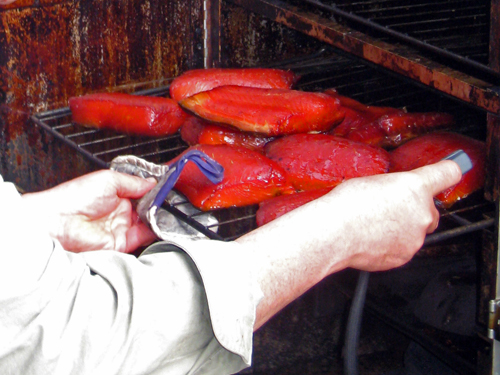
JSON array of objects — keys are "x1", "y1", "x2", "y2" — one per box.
[
  {"x1": 180, "y1": 117, "x2": 275, "y2": 153},
  {"x1": 169, "y1": 68, "x2": 299, "y2": 101},
  {"x1": 69, "y1": 92, "x2": 189, "y2": 137},
  {"x1": 179, "y1": 86, "x2": 345, "y2": 136},
  {"x1": 389, "y1": 131, "x2": 486, "y2": 207},
  {"x1": 265, "y1": 133, "x2": 390, "y2": 191},
  {"x1": 168, "y1": 144, "x2": 296, "y2": 210}
]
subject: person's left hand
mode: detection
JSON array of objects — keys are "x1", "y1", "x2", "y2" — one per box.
[{"x1": 23, "y1": 170, "x2": 158, "y2": 253}]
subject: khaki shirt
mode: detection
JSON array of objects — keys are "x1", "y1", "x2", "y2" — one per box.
[{"x1": 0, "y1": 175, "x2": 262, "y2": 375}]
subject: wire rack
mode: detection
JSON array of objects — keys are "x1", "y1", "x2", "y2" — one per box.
[{"x1": 31, "y1": 49, "x2": 495, "y2": 241}]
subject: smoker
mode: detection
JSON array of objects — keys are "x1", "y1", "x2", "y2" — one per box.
[{"x1": 1, "y1": 0, "x2": 500, "y2": 374}]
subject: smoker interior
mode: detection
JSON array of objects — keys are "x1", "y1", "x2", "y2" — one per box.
[
  {"x1": 33, "y1": 47, "x2": 496, "y2": 374},
  {"x1": 17, "y1": 0, "x2": 499, "y2": 373},
  {"x1": 284, "y1": 0, "x2": 491, "y2": 66},
  {"x1": 32, "y1": 48, "x2": 493, "y2": 241}
]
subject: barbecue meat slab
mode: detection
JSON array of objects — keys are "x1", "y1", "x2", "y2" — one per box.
[
  {"x1": 180, "y1": 116, "x2": 275, "y2": 153},
  {"x1": 389, "y1": 132, "x2": 486, "y2": 207},
  {"x1": 179, "y1": 86, "x2": 345, "y2": 136},
  {"x1": 168, "y1": 144, "x2": 296, "y2": 210},
  {"x1": 69, "y1": 92, "x2": 189, "y2": 137},
  {"x1": 326, "y1": 89, "x2": 400, "y2": 138},
  {"x1": 326, "y1": 90, "x2": 454, "y2": 148},
  {"x1": 256, "y1": 188, "x2": 333, "y2": 226},
  {"x1": 265, "y1": 133, "x2": 391, "y2": 191},
  {"x1": 169, "y1": 68, "x2": 299, "y2": 102}
]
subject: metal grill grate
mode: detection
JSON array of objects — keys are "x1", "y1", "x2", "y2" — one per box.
[
  {"x1": 280, "y1": 0, "x2": 494, "y2": 80},
  {"x1": 31, "y1": 49, "x2": 494, "y2": 241}
]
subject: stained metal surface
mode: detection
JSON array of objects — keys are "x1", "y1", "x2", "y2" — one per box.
[
  {"x1": 0, "y1": 0, "x2": 204, "y2": 190},
  {"x1": 491, "y1": 0, "x2": 500, "y2": 71},
  {"x1": 226, "y1": 0, "x2": 500, "y2": 115},
  {"x1": 302, "y1": 0, "x2": 492, "y2": 72},
  {"x1": 220, "y1": 1, "x2": 324, "y2": 68},
  {"x1": 205, "y1": 0, "x2": 222, "y2": 67}
]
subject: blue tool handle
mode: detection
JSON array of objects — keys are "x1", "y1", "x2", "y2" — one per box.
[
  {"x1": 434, "y1": 149, "x2": 473, "y2": 208},
  {"x1": 151, "y1": 149, "x2": 224, "y2": 210},
  {"x1": 442, "y1": 149, "x2": 472, "y2": 175}
]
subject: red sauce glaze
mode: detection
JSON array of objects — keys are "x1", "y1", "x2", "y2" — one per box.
[
  {"x1": 390, "y1": 132, "x2": 486, "y2": 207},
  {"x1": 169, "y1": 68, "x2": 300, "y2": 102},
  {"x1": 179, "y1": 86, "x2": 345, "y2": 136},
  {"x1": 168, "y1": 144, "x2": 296, "y2": 211},
  {"x1": 325, "y1": 90, "x2": 454, "y2": 148},
  {"x1": 180, "y1": 116, "x2": 275, "y2": 153},
  {"x1": 256, "y1": 187, "x2": 333, "y2": 227},
  {"x1": 265, "y1": 133, "x2": 391, "y2": 191},
  {"x1": 69, "y1": 92, "x2": 189, "y2": 137},
  {"x1": 326, "y1": 89, "x2": 400, "y2": 138}
]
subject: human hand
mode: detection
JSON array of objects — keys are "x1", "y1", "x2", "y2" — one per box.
[
  {"x1": 240, "y1": 159, "x2": 462, "y2": 329},
  {"x1": 23, "y1": 170, "x2": 157, "y2": 253},
  {"x1": 330, "y1": 159, "x2": 463, "y2": 272}
]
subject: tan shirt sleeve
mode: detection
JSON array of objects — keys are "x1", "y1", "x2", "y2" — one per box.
[{"x1": 0, "y1": 175, "x2": 262, "y2": 375}]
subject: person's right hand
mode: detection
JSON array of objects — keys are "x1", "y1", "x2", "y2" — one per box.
[
  {"x1": 238, "y1": 159, "x2": 462, "y2": 329},
  {"x1": 331, "y1": 159, "x2": 463, "y2": 272}
]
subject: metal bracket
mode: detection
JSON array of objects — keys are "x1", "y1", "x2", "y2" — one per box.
[{"x1": 488, "y1": 299, "x2": 500, "y2": 340}]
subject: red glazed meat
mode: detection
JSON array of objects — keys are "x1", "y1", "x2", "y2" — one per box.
[
  {"x1": 265, "y1": 133, "x2": 391, "y2": 191},
  {"x1": 69, "y1": 92, "x2": 189, "y2": 137},
  {"x1": 326, "y1": 89, "x2": 400, "y2": 137},
  {"x1": 180, "y1": 116, "x2": 275, "y2": 153},
  {"x1": 179, "y1": 86, "x2": 345, "y2": 136},
  {"x1": 256, "y1": 188, "x2": 333, "y2": 226},
  {"x1": 389, "y1": 132, "x2": 486, "y2": 207},
  {"x1": 325, "y1": 90, "x2": 454, "y2": 148},
  {"x1": 169, "y1": 68, "x2": 299, "y2": 102},
  {"x1": 168, "y1": 144, "x2": 296, "y2": 210}
]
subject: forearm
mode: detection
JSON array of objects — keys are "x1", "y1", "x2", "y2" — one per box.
[
  {"x1": 237, "y1": 191, "x2": 353, "y2": 330},
  {"x1": 238, "y1": 161, "x2": 462, "y2": 330}
]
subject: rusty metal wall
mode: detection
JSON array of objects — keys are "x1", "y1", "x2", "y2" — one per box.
[
  {"x1": 0, "y1": 0, "x2": 204, "y2": 191},
  {"x1": 220, "y1": 1, "x2": 324, "y2": 68}
]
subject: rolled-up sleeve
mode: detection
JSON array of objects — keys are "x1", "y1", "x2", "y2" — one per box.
[{"x1": 0, "y1": 176, "x2": 262, "y2": 375}]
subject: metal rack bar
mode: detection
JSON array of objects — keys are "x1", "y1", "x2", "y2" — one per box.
[{"x1": 228, "y1": 0, "x2": 500, "y2": 114}]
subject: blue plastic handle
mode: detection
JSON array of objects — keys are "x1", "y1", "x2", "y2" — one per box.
[
  {"x1": 150, "y1": 149, "x2": 224, "y2": 210},
  {"x1": 441, "y1": 149, "x2": 472, "y2": 175}
]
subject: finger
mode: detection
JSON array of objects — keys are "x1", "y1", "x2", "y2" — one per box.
[
  {"x1": 413, "y1": 160, "x2": 463, "y2": 197},
  {"x1": 125, "y1": 224, "x2": 157, "y2": 253},
  {"x1": 426, "y1": 206, "x2": 441, "y2": 234},
  {"x1": 111, "y1": 171, "x2": 157, "y2": 199}
]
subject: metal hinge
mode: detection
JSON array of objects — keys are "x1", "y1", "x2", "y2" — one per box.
[{"x1": 488, "y1": 299, "x2": 500, "y2": 340}]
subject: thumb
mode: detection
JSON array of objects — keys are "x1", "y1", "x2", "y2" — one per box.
[
  {"x1": 112, "y1": 172, "x2": 157, "y2": 199},
  {"x1": 412, "y1": 160, "x2": 463, "y2": 197}
]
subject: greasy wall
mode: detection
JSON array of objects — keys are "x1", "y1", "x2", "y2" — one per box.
[
  {"x1": 220, "y1": 1, "x2": 324, "y2": 68},
  {"x1": 0, "y1": 0, "x2": 204, "y2": 191},
  {"x1": 0, "y1": 0, "x2": 326, "y2": 192}
]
